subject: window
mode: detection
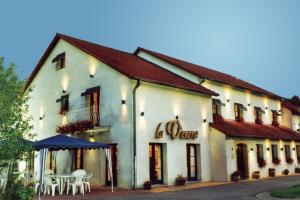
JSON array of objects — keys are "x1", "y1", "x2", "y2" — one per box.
[
  {"x1": 52, "y1": 52, "x2": 65, "y2": 70},
  {"x1": 271, "y1": 145, "x2": 278, "y2": 162},
  {"x1": 74, "y1": 149, "x2": 84, "y2": 169},
  {"x1": 81, "y1": 86, "x2": 100, "y2": 126},
  {"x1": 187, "y1": 144, "x2": 198, "y2": 181},
  {"x1": 56, "y1": 94, "x2": 69, "y2": 115},
  {"x1": 47, "y1": 151, "x2": 56, "y2": 172},
  {"x1": 149, "y1": 144, "x2": 163, "y2": 184},
  {"x1": 271, "y1": 110, "x2": 280, "y2": 126},
  {"x1": 285, "y1": 145, "x2": 291, "y2": 160},
  {"x1": 234, "y1": 103, "x2": 247, "y2": 121},
  {"x1": 254, "y1": 107, "x2": 264, "y2": 124},
  {"x1": 212, "y1": 99, "x2": 225, "y2": 120},
  {"x1": 256, "y1": 144, "x2": 264, "y2": 161},
  {"x1": 296, "y1": 145, "x2": 300, "y2": 162}
]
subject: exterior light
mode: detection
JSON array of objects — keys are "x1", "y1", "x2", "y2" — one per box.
[
  {"x1": 175, "y1": 115, "x2": 179, "y2": 120},
  {"x1": 293, "y1": 148, "x2": 296, "y2": 151},
  {"x1": 250, "y1": 148, "x2": 254, "y2": 151},
  {"x1": 62, "y1": 90, "x2": 66, "y2": 93},
  {"x1": 203, "y1": 119, "x2": 207, "y2": 123},
  {"x1": 141, "y1": 112, "x2": 144, "y2": 116},
  {"x1": 227, "y1": 99, "x2": 230, "y2": 102},
  {"x1": 281, "y1": 148, "x2": 283, "y2": 151},
  {"x1": 121, "y1": 100, "x2": 126, "y2": 104},
  {"x1": 248, "y1": 103, "x2": 251, "y2": 106},
  {"x1": 39, "y1": 114, "x2": 45, "y2": 120},
  {"x1": 265, "y1": 107, "x2": 268, "y2": 110},
  {"x1": 90, "y1": 74, "x2": 94, "y2": 78},
  {"x1": 89, "y1": 133, "x2": 94, "y2": 138},
  {"x1": 267, "y1": 148, "x2": 270, "y2": 151}
]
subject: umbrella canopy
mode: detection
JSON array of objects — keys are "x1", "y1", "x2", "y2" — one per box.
[{"x1": 34, "y1": 134, "x2": 110, "y2": 151}]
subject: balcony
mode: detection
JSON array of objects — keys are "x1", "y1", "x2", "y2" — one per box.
[{"x1": 57, "y1": 104, "x2": 111, "y2": 134}]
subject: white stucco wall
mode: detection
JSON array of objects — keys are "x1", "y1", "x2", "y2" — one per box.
[
  {"x1": 135, "y1": 81, "x2": 212, "y2": 187},
  {"x1": 27, "y1": 39, "x2": 134, "y2": 188},
  {"x1": 292, "y1": 115, "x2": 300, "y2": 131}
]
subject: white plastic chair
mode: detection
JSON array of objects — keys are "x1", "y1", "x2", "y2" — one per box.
[
  {"x1": 67, "y1": 169, "x2": 86, "y2": 195},
  {"x1": 33, "y1": 172, "x2": 40, "y2": 194},
  {"x1": 83, "y1": 173, "x2": 93, "y2": 192},
  {"x1": 43, "y1": 176, "x2": 59, "y2": 197}
]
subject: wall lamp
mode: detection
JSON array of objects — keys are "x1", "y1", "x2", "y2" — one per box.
[
  {"x1": 175, "y1": 115, "x2": 179, "y2": 120},
  {"x1": 203, "y1": 119, "x2": 207, "y2": 123},
  {"x1": 267, "y1": 147, "x2": 270, "y2": 151},
  {"x1": 141, "y1": 112, "x2": 144, "y2": 116},
  {"x1": 265, "y1": 107, "x2": 268, "y2": 110},
  {"x1": 293, "y1": 148, "x2": 296, "y2": 151},
  {"x1": 248, "y1": 103, "x2": 251, "y2": 106},
  {"x1": 250, "y1": 148, "x2": 254, "y2": 151},
  {"x1": 89, "y1": 133, "x2": 94, "y2": 138},
  {"x1": 121, "y1": 100, "x2": 126, "y2": 104},
  {"x1": 39, "y1": 114, "x2": 45, "y2": 120},
  {"x1": 227, "y1": 99, "x2": 230, "y2": 102},
  {"x1": 90, "y1": 74, "x2": 94, "y2": 78},
  {"x1": 281, "y1": 148, "x2": 284, "y2": 151},
  {"x1": 62, "y1": 90, "x2": 66, "y2": 93}
]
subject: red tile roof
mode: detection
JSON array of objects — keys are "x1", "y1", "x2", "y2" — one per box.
[
  {"x1": 210, "y1": 118, "x2": 300, "y2": 141},
  {"x1": 24, "y1": 34, "x2": 218, "y2": 96},
  {"x1": 282, "y1": 101, "x2": 300, "y2": 116},
  {"x1": 135, "y1": 47, "x2": 282, "y2": 100}
]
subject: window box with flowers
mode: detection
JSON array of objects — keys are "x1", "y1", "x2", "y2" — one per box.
[
  {"x1": 258, "y1": 158, "x2": 267, "y2": 168},
  {"x1": 273, "y1": 158, "x2": 281, "y2": 165},
  {"x1": 57, "y1": 120, "x2": 94, "y2": 134},
  {"x1": 286, "y1": 157, "x2": 294, "y2": 164}
]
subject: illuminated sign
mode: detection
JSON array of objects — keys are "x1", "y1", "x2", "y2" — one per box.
[{"x1": 155, "y1": 120, "x2": 198, "y2": 139}]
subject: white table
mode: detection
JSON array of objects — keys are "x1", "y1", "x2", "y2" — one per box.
[{"x1": 53, "y1": 175, "x2": 72, "y2": 195}]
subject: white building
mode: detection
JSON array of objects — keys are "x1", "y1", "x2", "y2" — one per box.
[{"x1": 25, "y1": 33, "x2": 300, "y2": 189}]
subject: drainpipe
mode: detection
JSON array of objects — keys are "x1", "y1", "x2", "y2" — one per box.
[{"x1": 132, "y1": 79, "x2": 141, "y2": 189}]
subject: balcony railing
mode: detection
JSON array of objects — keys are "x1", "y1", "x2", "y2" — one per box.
[{"x1": 65, "y1": 104, "x2": 111, "y2": 128}]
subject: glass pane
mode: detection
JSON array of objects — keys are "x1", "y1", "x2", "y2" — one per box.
[
  {"x1": 190, "y1": 146, "x2": 195, "y2": 157},
  {"x1": 190, "y1": 167, "x2": 196, "y2": 177},
  {"x1": 155, "y1": 145, "x2": 161, "y2": 156}
]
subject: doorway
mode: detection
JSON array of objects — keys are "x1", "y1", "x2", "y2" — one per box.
[
  {"x1": 149, "y1": 143, "x2": 163, "y2": 184},
  {"x1": 236, "y1": 143, "x2": 249, "y2": 180},
  {"x1": 187, "y1": 144, "x2": 197, "y2": 181}
]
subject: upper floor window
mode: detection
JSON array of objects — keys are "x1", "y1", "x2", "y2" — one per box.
[
  {"x1": 234, "y1": 103, "x2": 247, "y2": 122},
  {"x1": 254, "y1": 107, "x2": 265, "y2": 125},
  {"x1": 81, "y1": 86, "x2": 100, "y2": 126},
  {"x1": 56, "y1": 94, "x2": 69, "y2": 115},
  {"x1": 52, "y1": 52, "x2": 65, "y2": 70},
  {"x1": 212, "y1": 99, "x2": 225, "y2": 120},
  {"x1": 296, "y1": 145, "x2": 300, "y2": 163},
  {"x1": 256, "y1": 144, "x2": 264, "y2": 161},
  {"x1": 284, "y1": 145, "x2": 293, "y2": 163},
  {"x1": 271, "y1": 110, "x2": 280, "y2": 126},
  {"x1": 271, "y1": 144, "x2": 279, "y2": 163}
]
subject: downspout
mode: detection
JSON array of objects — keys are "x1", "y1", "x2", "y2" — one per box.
[{"x1": 132, "y1": 79, "x2": 141, "y2": 189}]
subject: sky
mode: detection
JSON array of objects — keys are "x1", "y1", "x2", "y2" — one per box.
[{"x1": 0, "y1": 0, "x2": 299, "y2": 98}]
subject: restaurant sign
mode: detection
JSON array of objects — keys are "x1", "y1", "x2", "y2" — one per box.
[{"x1": 155, "y1": 120, "x2": 198, "y2": 140}]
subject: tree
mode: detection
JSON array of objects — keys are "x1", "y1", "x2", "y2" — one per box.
[
  {"x1": 0, "y1": 57, "x2": 34, "y2": 200},
  {"x1": 290, "y1": 95, "x2": 300, "y2": 106}
]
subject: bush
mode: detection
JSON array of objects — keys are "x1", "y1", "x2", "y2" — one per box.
[
  {"x1": 269, "y1": 168, "x2": 276, "y2": 177},
  {"x1": 283, "y1": 169, "x2": 289, "y2": 175},
  {"x1": 231, "y1": 171, "x2": 240, "y2": 182},
  {"x1": 252, "y1": 171, "x2": 260, "y2": 179},
  {"x1": 175, "y1": 174, "x2": 187, "y2": 185},
  {"x1": 143, "y1": 181, "x2": 151, "y2": 190},
  {"x1": 295, "y1": 167, "x2": 300, "y2": 173}
]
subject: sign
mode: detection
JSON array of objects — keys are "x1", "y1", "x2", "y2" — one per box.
[{"x1": 155, "y1": 120, "x2": 198, "y2": 140}]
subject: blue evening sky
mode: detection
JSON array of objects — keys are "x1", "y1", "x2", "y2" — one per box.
[{"x1": 0, "y1": 0, "x2": 299, "y2": 98}]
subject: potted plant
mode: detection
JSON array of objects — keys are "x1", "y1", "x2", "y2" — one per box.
[
  {"x1": 143, "y1": 181, "x2": 151, "y2": 190},
  {"x1": 255, "y1": 119, "x2": 263, "y2": 125},
  {"x1": 282, "y1": 169, "x2": 289, "y2": 175},
  {"x1": 295, "y1": 167, "x2": 300, "y2": 173},
  {"x1": 230, "y1": 171, "x2": 240, "y2": 182},
  {"x1": 286, "y1": 157, "x2": 294, "y2": 164},
  {"x1": 258, "y1": 158, "x2": 267, "y2": 168},
  {"x1": 269, "y1": 168, "x2": 276, "y2": 177},
  {"x1": 175, "y1": 174, "x2": 187, "y2": 186},
  {"x1": 273, "y1": 158, "x2": 281, "y2": 165},
  {"x1": 252, "y1": 171, "x2": 260, "y2": 179}
]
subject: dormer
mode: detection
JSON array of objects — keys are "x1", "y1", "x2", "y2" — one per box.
[{"x1": 52, "y1": 52, "x2": 65, "y2": 70}]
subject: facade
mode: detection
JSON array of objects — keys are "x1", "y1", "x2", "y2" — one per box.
[{"x1": 26, "y1": 33, "x2": 300, "y2": 189}]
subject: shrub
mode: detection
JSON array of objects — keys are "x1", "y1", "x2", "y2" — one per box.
[
  {"x1": 175, "y1": 174, "x2": 187, "y2": 185},
  {"x1": 269, "y1": 168, "x2": 276, "y2": 177},
  {"x1": 143, "y1": 181, "x2": 151, "y2": 190},
  {"x1": 283, "y1": 169, "x2": 289, "y2": 175},
  {"x1": 252, "y1": 171, "x2": 260, "y2": 179},
  {"x1": 231, "y1": 171, "x2": 240, "y2": 182},
  {"x1": 295, "y1": 167, "x2": 300, "y2": 173}
]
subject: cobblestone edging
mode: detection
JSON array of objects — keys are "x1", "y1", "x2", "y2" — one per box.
[{"x1": 256, "y1": 192, "x2": 300, "y2": 200}]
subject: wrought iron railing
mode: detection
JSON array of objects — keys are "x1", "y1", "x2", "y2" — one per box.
[{"x1": 66, "y1": 104, "x2": 111, "y2": 127}]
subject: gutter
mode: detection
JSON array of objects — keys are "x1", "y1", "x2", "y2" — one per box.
[{"x1": 132, "y1": 79, "x2": 141, "y2": 189}]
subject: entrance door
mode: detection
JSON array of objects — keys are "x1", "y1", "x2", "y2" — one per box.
[
  {"x1": 149, "y1": 144, "x2": 163, "y2": 184},
  {"x1": 187, "y1": 144, "x2": 197, "y2": 181},
  {"x1": 236, "y1": 143, "x2": 249, "y2": 180},
  {"x1": 106, "y1": 144, "x2": 117, "y2": 186}
]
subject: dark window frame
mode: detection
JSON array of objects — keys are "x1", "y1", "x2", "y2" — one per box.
[
  {"x1": 285, "y1": 145, "x2": 291, "y2": 160},
  {"x1": 256, "y1": 144, "x2": 264, "y2": 161},
  {"x1": 271, "y1": 144, "x2": 278, "y2": 162},
  {"x1": 74, "y1": 149, "x2": 84, "y2": 170},
  {"x1": 296, "y1": 145, "x2": 300, "y2": 162}
]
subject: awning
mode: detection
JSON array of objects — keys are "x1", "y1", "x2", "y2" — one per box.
[
  {"x1": 210, "y1": 119, "x2": 300, "y2": 141},
  {"x1": 34, "y1": 134, "x2": 110, "y2": 151},
  {"x1": 51, "y1": 52, "x2": 65, "y2": 63},
  {"x1": 271, "y1": 110, "x2": 281, "y2": 116},
  {"x1": 81, "y1": 86, "x2": 100, "y2": 96},
  {"x1": 236, "y1": 103, "x2": 247, "y2": 111},
  {"x1": 255, "y1": 107, "x2": 265, "y2": 114},
  {"x1": 213, "y1": 99, "x2": 225, "y2": 106}
]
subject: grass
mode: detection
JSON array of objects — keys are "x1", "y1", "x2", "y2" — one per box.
[{"x1": 271, "y1": 184, "x2": 300, "y2": 198}]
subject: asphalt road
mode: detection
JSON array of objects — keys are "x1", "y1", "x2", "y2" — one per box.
[{"x1": 103, "y1": 175, "x2": 300, "y2": 200}]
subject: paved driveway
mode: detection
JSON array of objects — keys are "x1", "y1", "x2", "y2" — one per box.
[{"x1": 103, "y1": 176, "x2": 300, "y2": 200}]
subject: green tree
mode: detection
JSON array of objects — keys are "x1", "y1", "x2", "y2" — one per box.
[{"x1": 0, "y1": 57, "x2": 34, "y2": 200}]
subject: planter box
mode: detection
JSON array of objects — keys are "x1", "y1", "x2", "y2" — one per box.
[
  {"x1": 252, "y1": 171, "x2": 260, "y2": 179},
  {"x1": 295, "y1": 168, "x2": 300, "y2": 174},
  {"x1": 269, "y1": 168, "x2": 276, "y2": 177},
  {"x1": 176, "y1": 179, "x2": 187, "y2": 186},
  {"x1": 143, "y1": 182, "x2": 151, "y2": 190}
]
